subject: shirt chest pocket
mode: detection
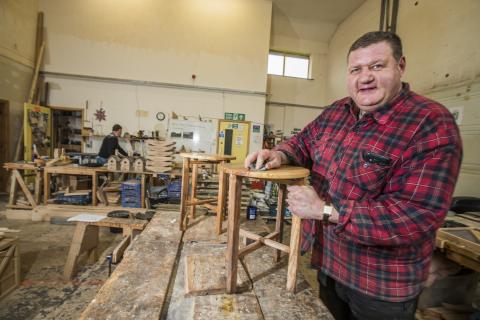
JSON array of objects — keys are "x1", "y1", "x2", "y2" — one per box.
[
  {"x1": 345, "y1": 149, "x2": 393, "y2": 193},
  {"x1": 311, "y1": 134, "x2": 334, "y2": 177}
]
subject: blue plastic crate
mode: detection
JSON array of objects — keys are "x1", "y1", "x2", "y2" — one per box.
[
  {"x1": 121, "y1": 180, "x2": 141, "y2": 190},
  {"x1": 54, "y1": 191, "x2": 92, "y2": 205},
  {"x1": 167, "y1": 191, "x2": 181, "y2": 199},
  {"x1": 167, "y1": 180, "x2": 182, "y2": 193}
]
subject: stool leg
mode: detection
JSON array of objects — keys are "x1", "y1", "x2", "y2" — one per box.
[
  {"x1": 275, "y1": 184, "x2": 286, "y2": 263},
  {"x1": 190, "y1": 163, "x2": 198, "y2": 219},
  {"x1": 179, "y1": 158, "x2": 190, "y2": 231},
  {"x1": 286, "y1": 215, "x2": 301, "y2": 293},
  {"x1": 226, "y1": 174, "x2": 242, "y2": 294},
  {"x1": 216, "y1": 163, "x2": 228, "y2": 235}
]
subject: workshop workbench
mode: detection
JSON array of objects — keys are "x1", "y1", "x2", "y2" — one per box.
[{"x1": 43, "y1": 165, "x2": 108, "y2": 206}]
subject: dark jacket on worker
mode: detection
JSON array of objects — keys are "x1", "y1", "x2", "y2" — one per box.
[{"x1": 98, "y1": 134, "x2": 127, "y2": 158}]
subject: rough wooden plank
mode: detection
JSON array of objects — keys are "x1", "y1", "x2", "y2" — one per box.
[
  {"x1": 80, "y1": 211, "x2": 182, "y2": 320},
  {"x1": 243, "y1": 246, "x2": 333, "y2": 320},
  {"x1": 167, "y1": 232, "x2": 262, "y2": 320},
  {"x1": 193, "y1": 295, "x2": 263, "y2": 320},
  {"x1": 185, "y1": 254, "x2": 250, "y2": 296}
]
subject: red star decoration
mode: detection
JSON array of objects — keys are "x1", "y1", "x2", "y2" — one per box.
[{"x1": 95, "y1": 108, "x2": 106, "y2": 122}]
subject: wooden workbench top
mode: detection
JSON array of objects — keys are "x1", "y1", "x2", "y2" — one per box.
[
  {"x1": 179, "y1": 153, "x2": 236, "y2": 162},
  {"x1": 80, "y1": 210, "x2": 182, "y2": 320},
  {"x1": 3, "y1": 162, "x2": 38, "y2": 170},
  {"x1": 81, "y1": 209, "x2": 332, "y2": 319},
  {"x1": 44, "y1": 164, "x2": 109, "y2": 174},
  {"x1": 223, "y1": 164, "x2": 310, "y2": 180}
]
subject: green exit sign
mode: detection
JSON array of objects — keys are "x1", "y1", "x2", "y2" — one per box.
[{"x1": 224, "y1": 112, "x2": 245, "y2": 121}]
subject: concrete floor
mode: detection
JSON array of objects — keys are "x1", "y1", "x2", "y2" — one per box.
[{"x1": 0, "y1": 197, "x2": 122, "y2": 320}]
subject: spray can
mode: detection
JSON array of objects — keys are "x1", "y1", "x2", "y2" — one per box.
[{"x1": 246, "y1": 196, "x2": 257, "y2": 220}]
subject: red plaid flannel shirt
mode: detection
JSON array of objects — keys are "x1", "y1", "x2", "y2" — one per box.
[{"x1": 275, "y1": 83, "x2": 462, "y2": 301}]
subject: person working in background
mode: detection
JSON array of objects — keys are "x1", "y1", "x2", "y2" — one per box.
[
  {"x1": 245, "y1": 31, "x2": 462, "y2": 320},
  {"x1": 97, "y1": 124, "x2": 128, "y2": 165}
]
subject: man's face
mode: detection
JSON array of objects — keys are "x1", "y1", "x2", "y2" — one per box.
[
  {"x1": 347, "y1": 41, "x2": 405, "y2": 112},
  {"x1": 114, "y1": 129, "x2": 122, "y2": 137}
]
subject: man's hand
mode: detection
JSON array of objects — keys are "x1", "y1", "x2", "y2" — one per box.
[
  {"x1": 286, "y1": 185, "x2": 339, "y2": 223},
  {"x1": 244, "y1": 149, "x2": 287, "y2": 170},
  {"x1": 286, "y1": 185, "x2": 325, "y2": 220}
]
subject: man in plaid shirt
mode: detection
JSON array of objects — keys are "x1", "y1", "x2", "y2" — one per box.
[{"x1": 245, "y1": 31, "x2": 462, "y2": 319}]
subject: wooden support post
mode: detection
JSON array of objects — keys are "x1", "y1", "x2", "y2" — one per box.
[
  {"x1": 286, "y1": 214, "x2": 301, "y2": 293},
  {"x1": 12, "y1": 169, "x2": 36, "y2": 207},
  {"x1": 225, "y1": 174, "x2": 243, "y2": 294},
  {"x1": 216, "y1": 163, "x2": 228, "y2": 235},
  {"x1": 179, "y1": 157, "x2": 190, "y2": 231},
  {"x1": 92, "y1": 171, "x2": 97, "y2": 206},
  {"x1": 34, "y1": 170, "x2": 42, "y2": 204},
  {"x1": 43, "y1": 170, "x2": 50, "y2": 204},
  {"x1": 64, "y1": 223, "x2": 99, "y2": 280},
  {"x1": 141, "y1": 173, "x2": 146, "y2": 208},
  {"x1": 8, "y1": 172, "x2": 17, "y2": 206},
  {"x1": 190, "y1": 163, "x2": 198, "y2": 219},
  {"x1": 112, "y1": 235, "x2": 131, "y2": 264},
  {"x1": 275, "y1": 184, "x2": 286, "y2": 262}
]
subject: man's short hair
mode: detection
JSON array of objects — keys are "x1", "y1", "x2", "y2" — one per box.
[
  {"x1": 112, "y1": 124, "x2": 122, "y2": 132},
  {"x1": 348, "y1": 31, "x2": 403, "y2": 61}
]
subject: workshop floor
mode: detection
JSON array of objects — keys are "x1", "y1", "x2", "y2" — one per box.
[
  {"x1": 0, "y1": 196, "x2": 122, "y2": 320},
  {"x1": 0, "y1": 196, "x2": 318, "y2": 320}
]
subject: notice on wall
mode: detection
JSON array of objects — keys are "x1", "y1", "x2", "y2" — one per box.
[
  {"x1": 236, "y1": 136, "x2": 243, "y2": 145},
  {"x1": 448, "y1": 106, "x2": 464, "y2": 125},
  {"x1": 167, "y1": 118, "x2": 216, "y2": 153}
]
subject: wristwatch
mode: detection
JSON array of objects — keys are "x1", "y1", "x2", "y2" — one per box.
[{"x1": 322, "y1": 205, "x2": 333, "y2": 223}]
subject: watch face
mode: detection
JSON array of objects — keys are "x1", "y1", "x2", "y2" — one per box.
[{"x1": 156, "y1": 112, "x2": 165, "y2": 121}]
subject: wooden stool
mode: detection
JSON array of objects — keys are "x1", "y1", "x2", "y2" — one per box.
[
  {"x1": 179, "y1": 153, "x2": 235, "y2": 231},
  {"x1": 223, "y1": 164, "x2": 310, "y2": 293},
  {"x1": 64, "y1": 217, "x2": 147, "y2": 280}
]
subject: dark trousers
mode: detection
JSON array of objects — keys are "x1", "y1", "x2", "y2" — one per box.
[{"x1": 318, "y1": 272, "x2": 418, "y2": 320}]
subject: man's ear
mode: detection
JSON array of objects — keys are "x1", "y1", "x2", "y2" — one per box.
[{"x1": 398, "y1": 56, "x2": 406, "y2": 75}]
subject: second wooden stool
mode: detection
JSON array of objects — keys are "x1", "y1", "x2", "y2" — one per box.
[{"x1": 179, "y1": 153, "x2": 235, "y2": 231}]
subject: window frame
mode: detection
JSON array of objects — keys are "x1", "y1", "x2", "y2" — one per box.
[{"x1": 268, "y1": 50, "x2": 311, "y2": 80}]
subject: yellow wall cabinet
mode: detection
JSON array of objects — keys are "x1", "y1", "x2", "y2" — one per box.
[
  {"x1": 24, "y1": 103, "x2": 52, "y2": 161},
  {"x1": 217, "y1": 120, "x2": 250, "y2": 164}
]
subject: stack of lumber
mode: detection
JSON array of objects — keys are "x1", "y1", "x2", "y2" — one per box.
[
  {"x1": 0, "y1": 228, "x2": 20, "y2": 239},
  {"x1": 145, "y1": 140, "x2": 175, "y2": 173}
]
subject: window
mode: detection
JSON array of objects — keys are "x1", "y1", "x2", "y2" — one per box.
[{"x1": 267, "y1": 51, "x2": 310, "y2": 79}]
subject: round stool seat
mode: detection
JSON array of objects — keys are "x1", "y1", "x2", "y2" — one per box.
[
  {"x1": 179, "y1": 153, "x2": 236, "y2": 162},
  {"x1": 223, "y1": 164, "x2": 309, "y2": 180}
]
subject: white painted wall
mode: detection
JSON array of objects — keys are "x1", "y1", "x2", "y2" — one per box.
[
  {"x1": 0, "y1": 0, "x2": 38, "y2": 159},
  {"x1": 265, "y1": 104, "x2": 322, "y2": 138},
  {"x1": 326, "y1": 0, "x2": 480, "y2": 196},
  {"x1": 326, "y1": 0, "x2": 480, "y2": 101},
  {"x1": 39, "y1": 0, "x2": 271, "y2": 92},
  {"x1": 267, "y1": 35, "x2": 329, "y2": 106},
  {"x1": 39, "y1": 0, "x2": 273, "y2": 156},
  {"x1": 265, "y1": 28, "x2": 328, "y2": 135}
]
